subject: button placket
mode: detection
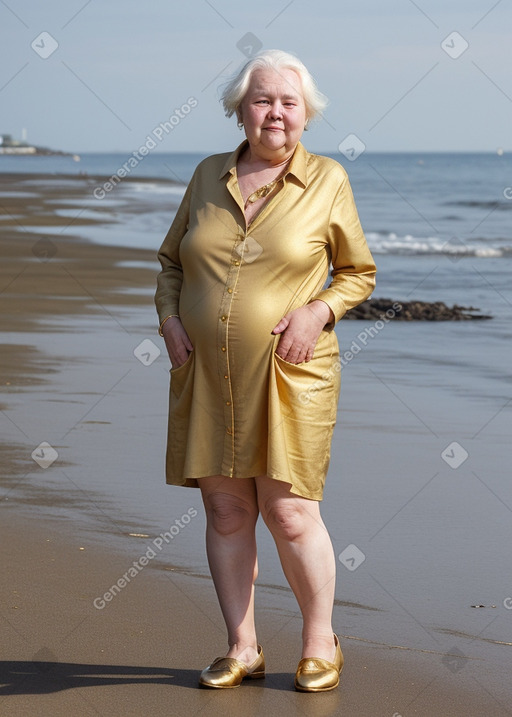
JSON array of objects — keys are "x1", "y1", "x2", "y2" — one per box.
[{"x1": 219, "y1": 230, "x2": 246, "y2": 476}]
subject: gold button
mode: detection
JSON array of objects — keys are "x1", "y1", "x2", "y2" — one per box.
[
  {"x1": 227, "y1": 288, "x2": 233, "y2": 294},
  {"x1": 221, "y1": 315, "x2": 227, "y2": 322},
  {"x1": 226, "y1": 401, "x2": 231, "y2": 406},
  {"x1": 234, "y1": 260, "x2": 240, "y2": 266},
  {"x1": 221, "y1": 346, "x2": 226, "y2": 352},
  {"x1": 224, "y1": 374, "x2": 228, "y2": 379}
]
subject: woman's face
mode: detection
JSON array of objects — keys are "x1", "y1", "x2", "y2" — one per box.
[{"x1": 239, "y1": 67, "x2": 307, "y2": 158}]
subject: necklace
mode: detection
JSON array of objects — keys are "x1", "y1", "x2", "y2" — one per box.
[
  {"x1": 246, "y1": 180, "x2": 280, "y2": 203},
  {"x1": 244, "y1": 159, "x2": 291, "y2": 204}
]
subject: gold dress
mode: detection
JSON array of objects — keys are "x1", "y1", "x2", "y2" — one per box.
[{"x1": 155, "y1": 140, "x2": 376, "y2": 500}]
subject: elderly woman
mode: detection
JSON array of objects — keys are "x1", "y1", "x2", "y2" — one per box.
[{"x1": 155, "y1": 49, "x2": 376, "y2": 692}]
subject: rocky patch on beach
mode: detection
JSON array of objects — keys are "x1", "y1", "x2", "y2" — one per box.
[{"x1": 344, "y1": 298, "x2": 492, "y2": 321}]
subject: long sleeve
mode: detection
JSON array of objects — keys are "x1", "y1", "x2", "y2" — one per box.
[
  {"x1": 154, "y1": 143, "x2": 376, "y2": 499},
  {"x1": 312, "y1": 173, "x2": 376, "y2": 325},
  {"x1": 154, "y1": 174, "x2": 195, "y2": 323}
]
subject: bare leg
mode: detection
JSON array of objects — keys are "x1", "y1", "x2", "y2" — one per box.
[
  {"x1": 256, "y1": 475, "x2": 337, "y2": 661},
  {"x1": 197, "y1": 475, "x2": 260, "y2": 665}
]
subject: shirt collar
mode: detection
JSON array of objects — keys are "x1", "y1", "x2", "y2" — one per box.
[{"x1": 219, "y1": 139, "x2": 308, "y2": 188}]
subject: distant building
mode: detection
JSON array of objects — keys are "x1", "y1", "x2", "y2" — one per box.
[
  {"x1": 0, "y1": 133, "x2": 37, "y2": 154},
  {"x1": 0, "y1": 132, "x2": 76, "y2": 158}
]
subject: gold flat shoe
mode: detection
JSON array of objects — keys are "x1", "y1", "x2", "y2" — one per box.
[
  {"x1": 294, "y1": 634, "x2": 344, "y2": 692},
  {"x1": 199, "y1": 645, "x2": 265, "y2": 688}
]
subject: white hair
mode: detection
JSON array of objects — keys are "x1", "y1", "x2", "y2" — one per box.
[{"x1": 221, "y1": 49, "x2": 328, "y2": 123}]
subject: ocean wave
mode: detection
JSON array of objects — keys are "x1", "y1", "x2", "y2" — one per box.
[
  {"x1": 365, "y1": 232, "x2": 512, "y2": 257},
  {"x1": 120, "y1": 182, "x2": 186, "y2": 196}
]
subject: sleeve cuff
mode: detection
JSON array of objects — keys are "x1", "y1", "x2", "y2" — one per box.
[{"x1": 311, "y1": 292, "x2": 347, "y2": 327}]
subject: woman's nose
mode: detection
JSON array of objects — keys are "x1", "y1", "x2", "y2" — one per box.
[{"x1": 269, "y1": 102, "x2": 283, "y2": 119}]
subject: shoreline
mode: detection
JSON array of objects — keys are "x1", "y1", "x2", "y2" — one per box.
[
  {"x1": 1, "y1": 173, "x2": 511, "y2": 715},
  {"x1": 1, "y1": 509, "x2": 506, "y2": 717}
]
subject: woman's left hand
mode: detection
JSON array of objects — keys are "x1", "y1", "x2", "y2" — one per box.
[{"x1": 272, "y1": 300, "x2": 334, "y2": 364}]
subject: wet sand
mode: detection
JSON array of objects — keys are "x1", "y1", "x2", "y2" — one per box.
[
  {"x1": 1, "y1": 508, "x2": 507, "y2": 717},
  {"x1": 1, "y1": 175, "x2": 511, "y2": 716}
]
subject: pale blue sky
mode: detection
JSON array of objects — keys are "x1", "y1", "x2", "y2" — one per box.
[{"x1": 0, "y1": 0, "x2": 511, "y2": 153}]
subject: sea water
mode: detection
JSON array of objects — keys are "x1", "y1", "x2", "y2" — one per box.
[{"x1": 1, "y1": 151, "x2": 511, "y2": 695}]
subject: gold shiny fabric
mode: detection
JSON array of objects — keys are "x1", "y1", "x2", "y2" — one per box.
[
  {"x1": 155, "y1": 140, "x2": 376, "y2": 500},
  {"x1": 199, "y1": 645, "x2": 265, "y2": 688},
  {"x1": 294, "y1": 634, "x2": 344, "y2": 692}
]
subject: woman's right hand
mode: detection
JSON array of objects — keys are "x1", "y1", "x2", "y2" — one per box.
[{"x1": 161, "y1": 316, "x2": 193, "y2": 368}]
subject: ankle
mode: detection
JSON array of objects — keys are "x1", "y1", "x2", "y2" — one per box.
[
  {"x1": 227, "y1": 641, "x2": 259, "y2": 664},
  {"x1": 301, "y1": 633, "x2": 336, "y2": 661}
]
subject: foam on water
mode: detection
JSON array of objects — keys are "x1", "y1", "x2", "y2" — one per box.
[
  {"x1": 122, "y1": 182, "x2": 186, "y2": 196},
  {"x1": 365, "y1": 231, "x2": 510, "y2": 257}
]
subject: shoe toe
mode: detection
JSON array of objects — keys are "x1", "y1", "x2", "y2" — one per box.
[
  {"x1": 199, "y1": 646, "x2": 265, "y2": 688},
  {"x1": 294, "y1": 635, "x2": 344, "y2": 692},
  {"x1": 294, "y1": 658, "x2": 339, "y2": 692}
]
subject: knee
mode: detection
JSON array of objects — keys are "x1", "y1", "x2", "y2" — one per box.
[
  {"x1": 261, "y1": 499, "x2": 308, "y2": 542},
  {"x1": 205, "y1": 492, "x2": 257, "y2": 537}
]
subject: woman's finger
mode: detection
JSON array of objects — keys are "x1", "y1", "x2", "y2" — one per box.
[
  {"x1": 161, "y1": 318, "x2": 193, "y2": 367},
  {"x1": 272, "y1": 315, "x2": 290, "y2": 334}
]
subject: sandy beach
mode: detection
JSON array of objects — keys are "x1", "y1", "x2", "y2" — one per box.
[
  {"x1": 1, "y1": 508, "x2": 507, "y2": 717},
  {"x1": 1, "y1": 173, "x2": 511, "y2": 716}
]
